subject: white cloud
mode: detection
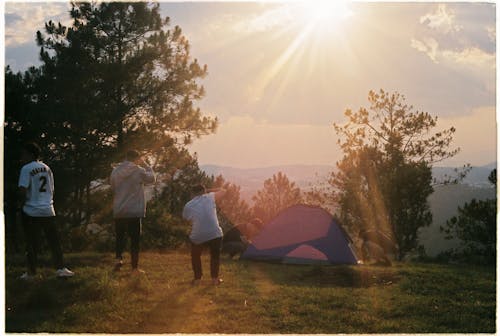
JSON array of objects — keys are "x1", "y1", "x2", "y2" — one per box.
[
  {"x1": 442, "y1": 47, "x2": 495, "y2": 69},
  {"x1": 412, "y1": 37, "x2": 495, "y2": 71},
  {"x1": 486, "y1": 25, "x2": 495, "y2": 43},
  {"x1": 411, "y1": 37, "x2": 439, "y2": 63},
  {"x1": 5, "y1": 2, "x2": 70, "y2": 47},
  {"x1": 411, "y1": 2, "x2": 495, "y2": 91},
  {"x1": 419, "y1": 4, "x2": 461, "y2": 34}
]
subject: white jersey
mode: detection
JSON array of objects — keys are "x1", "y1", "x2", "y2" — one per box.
[
  {"x1": 182, "y1": 192, "x2": 223, "y2": 244},
  {"x1": 18, "y1": 160, "x2": 56, "y2": 217}
]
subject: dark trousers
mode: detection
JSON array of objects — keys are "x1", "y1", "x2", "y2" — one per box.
[
  {"x1": 191, "y1": 237, "x2": 222, "y2": 280},
  {"x1": 115, "y1": 218, "x2": 141, "y2": 269},
  {"x1": 21, "y1": 213, "x2": 64, "y2": 274}
]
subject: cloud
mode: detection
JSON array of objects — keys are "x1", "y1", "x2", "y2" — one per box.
[
  {"x1": 5, "y1": 12, "x2": 22, "y2": 25},
  {"x1": 411, "y1": 37, "x2": 495, "y2": 71},
  {"x1": 419, "y1": 4, "x2": 461, "y2": 34},
  {"x1": 442, "y1": 47, "x2": 495, "y2": 69},
  {"x1": 411, "y1": 2, "x2": 495, "y2": 96},
  {"x1": 413, "y1": 3, "x2": 495, "y2": 56},
  {"x1": 411, "y1": 37, "x2": 439, "y2": 62},
  {"x1": 486, "y1": 26, "x2": 495, "y2": 43},
  {"x1": 5, "y1": 2, "x2": 70, "y2": 47}
]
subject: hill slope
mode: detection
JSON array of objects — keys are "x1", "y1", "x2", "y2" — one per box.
[
  {"x1": 201, "y1": 163, "x2": 496, "y2": 256},
  {"x1": 5, "y1": 251, "x2": 496, "y2": 333}
]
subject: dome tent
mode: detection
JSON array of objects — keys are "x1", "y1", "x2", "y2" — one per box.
[{"x1": 241, "y1": 204, "x2": 359, "y2": 265}]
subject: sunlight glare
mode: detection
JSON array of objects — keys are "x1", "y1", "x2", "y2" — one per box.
[{"x1": 298, "y1": 0, "x2": 353, "y2": 28}]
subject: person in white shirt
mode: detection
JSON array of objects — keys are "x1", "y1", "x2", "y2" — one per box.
[
  {"x1": 110, "y1": 150, "x2": 155, "y2": 274},
  {"x1": 17, "y1": 142, "x2": 74, "y2": 280},
  {"x1": 182, "y1": 184, "x2": 226, "y2": 285}
]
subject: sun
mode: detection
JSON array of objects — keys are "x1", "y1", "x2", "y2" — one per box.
[
  {"x1": 297, "y1": 0, "x2": 353, "y2": 28},
  {"x1": 249, "y1": 0, "x2": 356, "y2": 105}
]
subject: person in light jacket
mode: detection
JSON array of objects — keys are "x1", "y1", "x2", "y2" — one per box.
[
  {"x1": 110, "y1": 150, "x2": 155, "y2": 274},
  {"x1": 183, "y1": 184, "x2": 226, "y2": 285}
]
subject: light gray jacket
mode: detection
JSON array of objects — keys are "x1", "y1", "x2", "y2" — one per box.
[{"x1": 110, "y1": 161, "x2": 155, "y2": 218}]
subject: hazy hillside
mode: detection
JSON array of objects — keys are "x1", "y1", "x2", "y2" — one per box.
[
  {"x1": 419, "y1": 184, "x2": 496, "y2": 256},
  {"x1": 433, "y1": 163, "x2": 496, "y2": 187},
  {"x1": 201, "y1": 164, "x2": 333, "y2": 202},
  {"x1": 201, "y1": 163, "x2": 496, "y2": 256}
]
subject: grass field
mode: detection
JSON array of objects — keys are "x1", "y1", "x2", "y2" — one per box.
[{"x1": 5, "y1": 250, "x2": 496, "y2": 333}]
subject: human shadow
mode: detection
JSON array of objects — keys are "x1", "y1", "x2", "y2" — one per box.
[{"x1": 240, "y1": 260, "x2": 401, "y2": 288}]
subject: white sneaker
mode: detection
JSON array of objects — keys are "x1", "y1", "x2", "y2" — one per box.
[
  {"x1": 131, "y1": 268, "x2": 146, "y2": 275},
  {"x1": 19, "y1": 272, "x2": 35, "y2": 281},
  {"x1": 56, "y1": 268, "x2": 75, "y2": 278}
]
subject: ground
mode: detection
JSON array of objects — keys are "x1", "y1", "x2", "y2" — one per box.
[{"x1": 5, "y1": 250, "x2": 496, "y2": 333}]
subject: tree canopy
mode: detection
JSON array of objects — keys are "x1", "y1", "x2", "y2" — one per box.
[
  {"x1": 332, "y1": 90, "x2": 461, "y2": 259},
  {"x1": 5, "y1": 2, "x2": 217, "y2": 228}
]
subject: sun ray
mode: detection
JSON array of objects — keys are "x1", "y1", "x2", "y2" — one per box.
[
  {"x1": 252, "y1": 23, "x2": 315, "y2": 102},
  {"x1": 242, "y1": 1, "x2": 358, "y2": 119}
]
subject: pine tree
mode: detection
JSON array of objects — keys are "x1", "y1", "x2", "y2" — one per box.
[
  {"x1": 5, "y1": 2, "x2": 217, "y2": 227},
  {"x1": 252, "y1": 172, "x2": 302, "y2": 224},
  {"x1": 332, "y1": 90, "x2": 461, "y2": 259}
]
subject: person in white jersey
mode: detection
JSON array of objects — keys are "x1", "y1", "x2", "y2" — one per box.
[
  {"x1": 110, "y1": 150, "x2": 155, "y2": 274},
  {"x1": 17, "y1": 142, "x2": 74, "y2": 280},
  {"x1": 183, "y1": 184, "x2": 226, "y2": 285}
]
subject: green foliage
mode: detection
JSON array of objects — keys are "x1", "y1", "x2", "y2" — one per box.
[
  {"x1": 332, "y1": 90, "x2": 461, "y2": 259},
  {"x1": 440, "y1": 169, "x2": 496, "y2": 264},
  {"x1": 142, "y1": 213, "x2": 190, "y2": 249},
  {"x1": 153, "y1": 152, "x2": 213, "y2": 217},
  {"x1": 252, "y1": 172, "x2": 302, "y2": 223},
  {"x1": 5, "y1": 2, "x2": 217, "y2": 232}
]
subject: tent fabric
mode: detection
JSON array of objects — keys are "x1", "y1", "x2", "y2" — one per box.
[{"x1": 241, "y1": 204, "x2": 359, "y2": 265}]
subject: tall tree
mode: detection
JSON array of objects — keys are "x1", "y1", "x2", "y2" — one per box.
[
  {"x1": 252, "y1": 172, "x2": 302, "y2": 224},
  {"x1": 25, "y1": 2, "x2": 217, "y2": 225},
  {"x1": 332, "y1": 89, "x2": 461, "y2": 259}
]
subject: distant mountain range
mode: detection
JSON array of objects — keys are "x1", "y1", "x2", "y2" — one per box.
[
  {"x1": 201, "y1": 162, "x2": 496, "y2": 256},
  {"x1": 201, "y1": 162, "x2": 497, "y2": 201},
  {"x1": 201, "y1": 164, "x2": 333, "y2": 203}
]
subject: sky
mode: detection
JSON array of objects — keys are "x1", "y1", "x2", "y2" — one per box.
[{"x1": 3, "y1": 1, "x2": 497, "y2": 168}]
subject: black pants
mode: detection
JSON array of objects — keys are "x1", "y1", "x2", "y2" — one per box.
[
  {"x1": 115, "y1": 218, "x2": 141, "y2": 269},
  {"x1": 191, "y1": 237, "x2": 222, "y2": 280},
  {"x1": 21, "y1": 213, "x2": 64, "y2": 274}
]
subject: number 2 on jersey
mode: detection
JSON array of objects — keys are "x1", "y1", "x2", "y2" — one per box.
[{"x1": 39, "y1": 176, "x2": 47, "y2": 192}]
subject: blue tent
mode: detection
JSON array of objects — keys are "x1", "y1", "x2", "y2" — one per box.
[{"x1": 241, "y1": 204, "x2": 359, "y2": 265}]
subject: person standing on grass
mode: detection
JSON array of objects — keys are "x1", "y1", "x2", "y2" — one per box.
[
  {"x1": 183, "y1": 184, "x2": 227, "y2": 285},
  {"x1": 17, "y1": 142, "x2": 74, "y2": 280},
  {"x1": 110, "y1": 150, "x2": 155, "y2": 274}
]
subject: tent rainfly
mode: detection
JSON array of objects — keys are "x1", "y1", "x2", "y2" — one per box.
[{"x1": 241, "y1": 204, "x2": 359, "y2": 265}]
